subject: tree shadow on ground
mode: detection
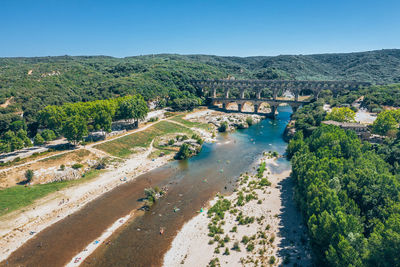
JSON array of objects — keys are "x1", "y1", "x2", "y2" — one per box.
[{"x1": 276, "y1": 175, "x2": 314, "y2": 266}]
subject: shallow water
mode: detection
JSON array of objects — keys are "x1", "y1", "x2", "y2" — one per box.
[
  {"x1": 3, "y1": 106, "x2": 292, "y2": 267},
  {"x1": 83, "y1": 106, "x2": 292, "y2": 267}
]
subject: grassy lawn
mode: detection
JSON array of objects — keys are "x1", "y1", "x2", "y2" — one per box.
[
  {"x1": 0, "y1": 169, "x2": 104, "y2": 217},
  {"x1": 94, "y1": 121, "x2": 194, "y2": 158}
]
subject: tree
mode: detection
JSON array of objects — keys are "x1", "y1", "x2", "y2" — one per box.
[
  {"x1": 117, "y1": 95, "x2": 149, "y2": 126},
  {"x1": 41, "y1": 129, "x2": 56, "y2": 141},
  {"x1": 373, "y1": 110, "x2": 400, "y2": 136},
  {"x1": 170, "y1": 98, "x2": 199, "y2": 111},
  {"x1": 34, "y1": 133, "x2": 45, "y2": 145},
  {"x1": 218, "y1": 122, "x2": 228, "y2": 132},
  {"x1": 16, "y1": 129, "x2": 32, "y2": 147},
  {"x1": 325, "y1": 107, "x2": 356, "y2": 122},
  {"x1": 25, "y1": 169, "x2": 34, "y2": 183},
  {"x1": 175, "y1": 143, "x2": 191, "y2": 160},
  {"x1": 62, "y1": 115, "x2": 88, "y2": 145},
  {"x1": 93, "y1": 109, "x2": 112, "y2": 134},
  {"x1": 9, "y1": 120, "x2": 26, "y2": 132},
  {"x1": 10, "y1": 136, "x2": 24, "y2": 151},
  {"x1": 38, "y1": 105, "x2": 66, "y2": 132}
]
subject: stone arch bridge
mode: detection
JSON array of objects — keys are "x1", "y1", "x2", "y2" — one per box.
[{"x1": 191, "y1": 79, "x2": 371, "y2": 117}]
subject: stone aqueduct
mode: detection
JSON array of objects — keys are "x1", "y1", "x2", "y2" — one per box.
[{"x1": 191, "y1": 79, "x2": 371, "y2": 117}]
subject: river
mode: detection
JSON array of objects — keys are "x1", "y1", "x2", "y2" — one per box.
[{"x1": 2, "y1": 106, "x2": 292, "y2": 267}]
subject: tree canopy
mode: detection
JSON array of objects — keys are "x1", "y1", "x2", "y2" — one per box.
[
  {"x1": 325, "y1": 107, "x2": 356, "y2": 122},
  {"x1": 288, "y1": 125, "x2": 400, "y2": 266}
]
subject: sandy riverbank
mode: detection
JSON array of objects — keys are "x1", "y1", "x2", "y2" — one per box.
[
  {"x1": 163, "y1": 156, "x2": 312, "y2": 266},
  {"x1": 0, "y1": 144, "x2": 173, "y2": 262},
  {"x1": 0, "y1": 109, "x2": 221, "y2": 263}
]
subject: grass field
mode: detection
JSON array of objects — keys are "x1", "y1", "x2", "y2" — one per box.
[
  {"x1": 94, "y1": 121, "x2": 194, "y2": 158},
  {"x1": 170, "y1": 114, "x2": 211, "y2": 130},
  {"x1": 0, "y1": 169, "x2": 104, "y2": 217}
]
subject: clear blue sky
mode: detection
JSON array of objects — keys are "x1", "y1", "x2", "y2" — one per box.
[{"x1": 1, "y1": 0, "x2": 399, "y2": 57}]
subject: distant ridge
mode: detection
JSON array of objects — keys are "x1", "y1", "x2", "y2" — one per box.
[{"x1": 0, "y1": 49, "x2": 399, "y2": 129}]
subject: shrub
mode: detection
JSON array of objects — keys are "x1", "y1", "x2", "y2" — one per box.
[
  {"x1": 208, "y1": 258, "x2": 220, "y2": 267},
  {"x1": 269, "y1": 256, "x2": 276, "y2": 264},
  {"x1": 208, "y1": 199, "x2": 231, "y2": 221},
  {"x1": 24, "y1": 169, "x2": 34, "y2": 183},
  {"x1": 168, "y1": 139, "x2": 175, "y2": 145},
  {"x1": 236, "y1": 192, "x2": 245, "y2": 206},
  {"x1": 149, "y1": 117, "x2": 158, "y2": 122},
  {"x1": 232, "y1": 241, "x2": 241, "y2": 251},
  {"x1": 246, "y1": 117, "x2": 253, "y2": 126},
  {"x1": 94, "y1": 158, "x2": 107, "y2": 169},
  {"x1": 259, "y1": 178, "x2": 271, "y2": 187},
  {"x1": 41, "y1": 129, "x2": 56, "y2": 141},
  {"x1": 60, "y1": 164, "x2": 65, "y2": 171},
  {"x1": 218, "y1": 121, "x2": 228, "y2": 132},
  {"x1": 257, "y1": 162, "x2": 266, "y2": 178},
  {"x1": 241, "y1": 235, "x2": 250, "y2": 244},
  {"x1": 223, "y1": 248, "x2": 230, "y2": 255},
  {"x1": 71, "y1": 163, "x2": 83, "y2": 169},
  {"x1": 223, "y1": 235, "x2": 230, "y2": 243},
  {"x1": 33, "y1": 133, "x2": 45, "y2": 146},
  {"x1": 246, "y1": 242, "x2": 255, "y2": 251},
  {"x1": 175, "y1": 143, "x2": 191, "y2": 160}
]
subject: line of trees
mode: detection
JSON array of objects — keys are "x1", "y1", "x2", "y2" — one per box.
[
  {"x1": 37, "y1": 94, "x2": 148, "y2": 145},
  {"x1": 287, "y1": 125, "x2": 400, "y2": 266}
]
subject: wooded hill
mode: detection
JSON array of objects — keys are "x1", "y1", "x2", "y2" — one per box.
[{"x1": 1, "y1": 49, "x2": 400, "y2": 134}]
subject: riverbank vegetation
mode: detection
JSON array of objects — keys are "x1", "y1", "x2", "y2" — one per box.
[{"x1": 288, "y1": 125, "x2": 400, "y2": 266}]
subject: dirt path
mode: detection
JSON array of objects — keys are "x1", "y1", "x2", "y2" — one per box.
[
  {"x1": 0, "y1": 116, "x2": 173, "y2": 175},
  {"x1": 0, "y1": 97, "x2": 13, "y2": 108}
]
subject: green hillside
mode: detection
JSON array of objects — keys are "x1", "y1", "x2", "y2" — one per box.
[{"x1": 1, "y1": 49, "x2": 400, "y2": 134}]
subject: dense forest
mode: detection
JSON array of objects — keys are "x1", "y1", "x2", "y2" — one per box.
[
  {"x1": 1, "y1": 49, "x2": 400, "y2": 131},
  {"x1": 1, "y1": 49, "x2": 400, "y2": 146},
  {"x1": 287, "y1": 126, "x2": 400, "y2": 266}
]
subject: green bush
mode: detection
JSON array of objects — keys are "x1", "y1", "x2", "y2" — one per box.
[
  {"x1": 175, "y1": 143, "x2": 191, "y2": 160},
  {"x1": 246, "y1": 117, "x2": 253, "y2": 126},
  {"x1": 71, "y1": 163, "x2": 83, "y2": 169},
  {"x1": 218, "y1": 122, "x2": 228, "y2": 132},
  {"x1": 24, "y1": 169, "x2": 34, "y2": 183}
]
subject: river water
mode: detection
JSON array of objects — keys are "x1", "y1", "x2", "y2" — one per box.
[{"x1": 2, "y1": 106, "x2": 292, "y2": 267}]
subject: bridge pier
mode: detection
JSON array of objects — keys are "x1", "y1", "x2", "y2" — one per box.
[
  {"x1": 270, "y1": 105, "x2": 277, "y2": 119},
  {"x1": 212, "y1": 88, "x2": 217, "y2": 98},
  {"x1": 240, "y1": 89, "x2": 245, "y2": 99},
  {"x1": 224, "y1": 89, "x2": 230, "y2": 98},
  {"x1": 273, "y1": 90, "x2": 277, "y2": 100},
  {"x1": 313, "y1": 90, "x2": 320, "y2": 100},
  {"x1": 294, "y1": 92, "x2": 299, "y2": 102},
  {"x1": 256, "y1": 91, "x2": 261, "y2": 99},
  {"x1": 238, "y1": 103, "x2": 243, "y2": 112},
  {"x1": 254, "y1": 104, "x2": 259, "y2": 114}
]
